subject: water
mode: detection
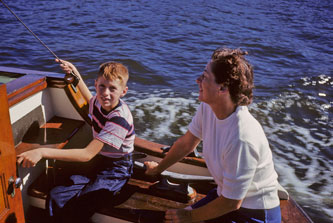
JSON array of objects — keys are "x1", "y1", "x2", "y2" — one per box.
[{"x1": 1, "y1": 0, "x2": 332, "y2": 222}]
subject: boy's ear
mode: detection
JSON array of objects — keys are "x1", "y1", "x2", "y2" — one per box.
[{"x1": 120, "y1": 86, "x2": 128, "y2": 97}]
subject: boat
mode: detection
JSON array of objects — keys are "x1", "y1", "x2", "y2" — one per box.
[{"x1": 0, "y1": 66, "x2": 314, "y2": 223}]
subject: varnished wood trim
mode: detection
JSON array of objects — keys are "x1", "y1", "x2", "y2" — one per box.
[
  {"x1": 6, "y1": 74, "x2": 47, "y2": 107},
  {"x1": 64, "y1": 84, "x2": 91, "y2": 125},
  {"x1": 134, "y1": 137, "x2": 207, "y2": 167},
  {"x1": 6, "y1": 74, "x2": 45, "y2": 96},
  {"x1": 8, "y1": 79, "x2": 47, "y2": 107},
  {"x1": 0, "y1": 173, "x2": 10, "y2": 218},
  {"x1": 280, "y1": 198, "x2": 314, "y2": 223},
  {"x1": 0, "y1": 84, "x2": 25, "y2": 223},
  {"x1": 46, "y1": 76, "x2": 67, "y2": 88}
]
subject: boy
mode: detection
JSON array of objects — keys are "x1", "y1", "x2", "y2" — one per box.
[{"x1": 17, "y1": 59, "x2": 135, "y2": 222}]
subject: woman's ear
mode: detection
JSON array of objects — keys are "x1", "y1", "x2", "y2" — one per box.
[{"x1": 220, "y1": 86, "x2": 227, "y2": 92}]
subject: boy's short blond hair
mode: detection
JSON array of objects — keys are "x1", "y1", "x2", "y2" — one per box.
[{"x1": 98, "y1": 62, "x2": 129, "y2": 87}]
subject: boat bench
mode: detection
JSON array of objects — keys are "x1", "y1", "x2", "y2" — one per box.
[
  {"x1": 15, "y1": 116, "x2": 86, "y2": 156},
  {"x1": 27, "y1": 169, "x2": 202, "y2": 222}
]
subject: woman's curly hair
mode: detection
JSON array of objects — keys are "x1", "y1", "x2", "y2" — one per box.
[{"x1": 211, "y1": 47, "x2": 254, "y2": 106}]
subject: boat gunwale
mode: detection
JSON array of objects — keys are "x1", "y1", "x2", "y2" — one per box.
[
  {"x1": 134, "y1": 137, "x2": 207, "y2": 167},
  {"x1": 0, "y1": 66, "x2": 67, "y2": 107}
]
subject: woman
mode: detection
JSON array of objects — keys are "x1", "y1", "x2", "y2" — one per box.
[{"x1": 145, "y1": 47, "x2": 281, "y2": 223}]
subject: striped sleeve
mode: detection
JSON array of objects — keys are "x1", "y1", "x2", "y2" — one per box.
[{"x1": 96, "y1": 116, "x2": 131, "y2": 150}]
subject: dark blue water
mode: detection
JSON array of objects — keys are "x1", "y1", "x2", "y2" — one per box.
[{"x1": 1, "y1": 0, "x2": 332, "y2": 222}]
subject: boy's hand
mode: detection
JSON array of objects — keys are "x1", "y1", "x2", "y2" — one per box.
[
  {"x1": 144, "y1": 161, "x2": 160, "y2": 176},
  {"x1": 55, "y1": 58, "x2": 77, "y2": 75},
  {"x1": 164, "y1": 209, "x2": 192, "y2": 223},
  {"x1": 17, "y1": 149, "x2": 43, "y2": 168}
]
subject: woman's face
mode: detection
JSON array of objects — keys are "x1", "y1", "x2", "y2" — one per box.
[{"x1": 196, "y1": 61, "x2": 220, "y2": 104}]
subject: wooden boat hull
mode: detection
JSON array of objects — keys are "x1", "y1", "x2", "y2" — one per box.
[{"x1": 0, "y1": 66, "x2": 313, "y2": 223}]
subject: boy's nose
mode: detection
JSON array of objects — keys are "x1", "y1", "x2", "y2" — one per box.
[{"x1": 102, "y1": 88, "x2": 111, "y2": 96}]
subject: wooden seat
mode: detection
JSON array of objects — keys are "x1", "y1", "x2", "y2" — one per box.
[
  {"x1": 27, "y1": 164, "x2": 203, "y2": 222},
  {"x1": 15, "y1": 116, "x2": 85, "y2": 155}
]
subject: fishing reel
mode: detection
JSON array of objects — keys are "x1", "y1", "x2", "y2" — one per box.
[{"x1": 64, "y1": 71, "x2": 80, "y2": 93}]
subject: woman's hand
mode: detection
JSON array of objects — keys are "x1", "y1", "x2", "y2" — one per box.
[
  {"x1": 144, "y1": 161, "x2": 160, "y2": 176},
  {"x1": 165, "y1": 209, "x2": 193, "y2": 223},
  {"x1": 17, "y1": 149, "x2": 43, "y2": 168},
  {"x1": 55, "y1": 58, "x2": 78, "y2": 75}
]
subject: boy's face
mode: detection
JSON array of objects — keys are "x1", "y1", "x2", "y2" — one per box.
[{"x1": 94, "y1": 76, "x2": 128, "y2": 112}]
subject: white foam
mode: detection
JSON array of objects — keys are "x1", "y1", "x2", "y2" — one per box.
[
  {"x1": 126, "y1": 90, "x2": 198, "y2": 140},
  {"x1": 125, "y1": 87, "x2": 332, "y2": 219}
]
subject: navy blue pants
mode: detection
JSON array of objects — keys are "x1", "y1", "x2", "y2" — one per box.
[
  {"x1": 191, "y1": 188, "x2": 281, "y2": 223},
  {"x1": 46, "y1": 154, "x2": 133, "y2": 223}
]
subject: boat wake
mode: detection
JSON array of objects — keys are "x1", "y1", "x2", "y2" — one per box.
[{"x1": 125, "y1": 74, "x2": 332, "y2": 220}]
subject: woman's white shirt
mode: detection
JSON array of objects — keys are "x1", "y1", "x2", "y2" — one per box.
[{"x1": 188, "y1": 103, "x2": 280, "y2": 209}]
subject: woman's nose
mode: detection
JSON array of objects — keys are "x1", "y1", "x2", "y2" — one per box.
[{"x1": 196, "y1": 75, "x2": 202, "y2": 83}]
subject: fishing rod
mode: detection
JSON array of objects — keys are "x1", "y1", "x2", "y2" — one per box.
[{"x1": 0, "y1": 0, "x2": 80, "y2": 88}]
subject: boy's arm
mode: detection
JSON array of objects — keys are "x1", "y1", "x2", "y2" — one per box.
[
  {"x1": 55, "y1": 59, "x2": 92, "y2": 103},
  {"x1": 17, "y1": 139, "x2": 104, "y2": 167}
]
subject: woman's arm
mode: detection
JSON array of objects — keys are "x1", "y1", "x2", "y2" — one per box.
[
  {"x1": 165, "y1": 195, "x2": 242, "y2": 223},
  {"x1": 17, "y1": 139, "x2": 104, "y2": 168},
  {"x1": 145, "y1": 130, "x2": 201, "y2": 175},
  {"x1": 191, "y1": 195, "x2": 242, "y2": 222}
]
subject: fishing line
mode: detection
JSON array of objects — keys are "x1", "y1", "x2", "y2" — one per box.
[
  {"x1": 1, "y1": 0, "x2": 60, "y2": 60},
  {"x1": 0, "y1": 0, "x2": 80, "y2": 87}
]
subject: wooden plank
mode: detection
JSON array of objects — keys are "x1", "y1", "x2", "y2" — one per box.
[
  {"x1": 281, "y1": 199, "x2": 314, "y2": 223},
  {"x1": 0, "y1": 84, "x2": 25, "y2": 223}
]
